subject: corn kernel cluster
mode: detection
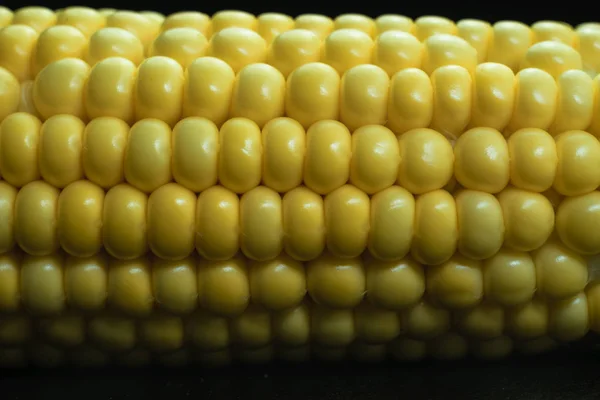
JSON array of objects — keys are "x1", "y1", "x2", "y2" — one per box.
[{"x1": 0, "y1": 6, "x2": 600, "y2": 367}]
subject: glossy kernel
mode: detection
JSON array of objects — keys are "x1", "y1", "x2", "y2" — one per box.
[
  {"x1": 506, "y1": 68, "x2": 557, "y2": 134},
  {"x1": 124, "y1": 119, "x2": 172, "y2": 193},
  {"x1": 57, "y1": 180, "x2": 104, "y2": 257},
  {"x1": 240, "y1": 186, "x2": 283, "y2": 261},
  {"x1": 372, "y1": 31, "x2": 422, "y2": 77},
  {"x1": 457, "y1": 19, "x2": 492, "y2": 63},
  {"x1": 106, "y1": 11, "x2": 157, "y2": 50},
  {"x1": 350, "y1": 125, "x2": 399, "y2": 194},
  {"x1": 366, "y1": 257, "x2": 424, "y2": 310},
  {"x1": 0, "y1": 112, "x2": 42, "y2": 187},
  {"x1": 218, "y1": 118, "x2": 262, "y2": 194},
  {"x1": 103, "y1": 184, "x2": 148, "y2": 260},
  {"x1": 14, "y1": 181, "x2": 60, "y2": 255},
  {"x1": 456, "y1": 190, "x2": 504, "y2": 260},
  {"x1": 307, "y1": 254, "x2": 365, "y2": 309},
  {"x1": 56, "y1": 6, "x2": 105, "y2": 38},
  {"x1": 427, "y1": 254, "x2": 483, "y2": 309},
  {"x1": 375, "y1": 14, "x2": 414, "y2": 35},
  {"x1": 411, "y1": 189, "x2": 458, "y2": 265},
  {"x1": 282, "y1": 186, "x2": 326, "y2": 261},
  {"x1": 483, "y1": 249, "x2": 536, "y2": 306},
  {"x1": 294, "y1": 14, "x2": 333, "y2": 40},
  {"x1": 334, "y1": 14, "x2": 375, "y2": 37},
  {"x1": 38, "y1": 115, "x2": 85, "y2": 188},
  {"x1": 207, "y1": 27, "x2": 267, "y2": 73},
  {"x1": 211, "y1": 10, "x2": 257, "y2": 33},
  {"x1": 267, "y1": 29, "x2": 321, "y2": 78},
  {"x1": 414, "y1": 16, "x2": 457, "y2": 41},
  {"x1": 553, "y1": 130, "x2": 600, "y2": 196},
  {"x1": 257, "y1": 13, "x2": 294, "y2": 45},
  {"x1": 249, "y1": 254, "x2": 306, "y2": 311},
  {"x1": 33, "y1": 58, "x2": 90, "y2": 121},
  {"x1": 534, "y1": 240, "x2": 588, "y2": 300},
  {"x1": 182, "y1": 57, "x2": 235, "y2": 126},
  {"x1": 161, "y1": 12, "x2": 211, "y2": 37},
  {"x1": 12, "y1": 7, "x2": 56, "y2": 33},
  {"x1": 498, "y1": 187, "x2": 555, "y2": 251},
  {"x1": 387, "y1": 68, "x2": 433, "y2": 135},
  {"x1": 172, "y1": 117, "x2": 219, "y2": 193},
  {"x1": 487, "y1": 21, "x2": 532, "y2": 72},
  {"x1": 84, "y1": 57, "x2": 137, "y2": 124},
  {"x1": 321, "y1": 29, "x2": 373, "y2": 75},
  {"x1": 521, "y1": 41, "x2": 582, "y2": 79},
  {"x1": 556, "y1": 191, "x2": 600, "y2": 255},
  {"x1": 324, "y1": 185, "x2": 370, "y2": 258},
  {"x1": 134, "y1": 56, "x2": 184, "y2": 127},
  {"x1": 285, "y1": 62, "x2": 340, "y2": 129},
  {"x1": 230, "y1": 63, "x2": 285, "y2": 128},
  {"x1": 197, "y1": 256, "x2": 249, "y2": 316},
  {"x1": 508, "y1": 128, "x2": 558, "y2": 193},
  {"x1": 340, "y1": 65, "x2": 389, "y2": 131},
  {"x1": 261, "y1": 117, "x2": 305, "y2": 193},
  {"x1": 0, "y1": 25, "x2": 39, "y2": 81},
  {"x1": 303, "y1": 120, "x2": 351, "y2": 195},
  {"x1": 32, "y1": 26, "x2": 88, "y2": 77},
  {"x1": 469, "y1": 62, "x2": 515, "y2": 132},
  {"x1": 147, "y1": 183, "x2": 196, "y2": 260},
  {"x1": 454, "y1": 127, "x2": 510, "y2": 193},
  {"x1": 195, "y1": 186, "x2": 240, "y2": 260},
  {"x1": 368, "y1": 186, "x2": 415, "y2": 262},
  {"x1": 397, "y1": 128, "x2": 454, "y2": 195},
  {"x1": 422, "y1": 34, "x2": 477, "y2": 75},
  {"x1": 430, "y1": 65, "x2": 472, "y2": 139},
  {"x1": 532, "y1": 21, "x2": 576, "y2": 46},
  {"x1": 550, "y1": 70, "x2": 593, "y2": 135},
  {"x1": 149, "y1": 28, "x2": 208, "y2": 70}
]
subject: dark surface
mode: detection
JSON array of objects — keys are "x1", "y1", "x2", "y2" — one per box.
[{"x1": 1, "y1": 346, "x2": 600, "y2": 399}]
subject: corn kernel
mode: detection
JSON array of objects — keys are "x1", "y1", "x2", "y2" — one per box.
[
  {"x1": 12, "y1": 7, "x2": 56, "y2": 33},
  {"x1": 161, "y1": 12, "x2": 211, "y2": 37},
  {"x1": 0, "y1": 25, "x2": 39, "y2": 81},
  {"x1": 149, "y1": 28, "x2": 208, "y2": 70},
  {"x1": 294, "y1": 14, "x2": 333, "y2": 40},
  {"x1": 267, "y1": 29, "x2": 321, "y2": 78}
]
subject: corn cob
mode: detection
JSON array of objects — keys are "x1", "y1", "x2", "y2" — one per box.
[{"x1": 1, "y1": 6, "x2": 600, "y2": 368}]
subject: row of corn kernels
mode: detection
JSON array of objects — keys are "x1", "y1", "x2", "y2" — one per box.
[
  {"x1": 0, "y1": 179, "x2": 594, "y2": 262},
  {"x1": 7, "y1": 57, "x2": 599, "y2": 138},
  {"x1": 1, "y1": 7, "x2": 596, "y2": 44},
  {"x1": 1, "y1": 113, "x2": 599, "y2": 197},
  {"x1": 0, "y1": 6, "x2": 581, "y2": 42},
  {"x1": 0, "y1": 288, "x2": 595, "y2": 366},
  {"x1": 1, "y1": 7, "x2": 599, "y2": 70},
  {"x1": 0, "y1": 252, "x2": 595, "y2": 338},
  {"x1": 0, "y1": 18, "x2": 597, "y2": 83},
  {"x1": 152, "y1": 29, "x2": 585, "y2": 78},
  {"x1": 0, "y1": 240, "x2": 593, "y2": 315}
]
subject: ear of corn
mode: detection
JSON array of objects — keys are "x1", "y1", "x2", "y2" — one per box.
[{"x1": 0, "y1": 6, "x2": 599, "y2": 367}]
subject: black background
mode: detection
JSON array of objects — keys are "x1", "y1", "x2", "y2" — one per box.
[
  {"x1": 2, "y1": 1, "x2": 600, "y2": 399},
  {"x1": 2, "y1": 0, "x2": 599, "y2": 26},
  {"x1": 2, "y1": 345, "x2": 600, "y2": 399}
]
